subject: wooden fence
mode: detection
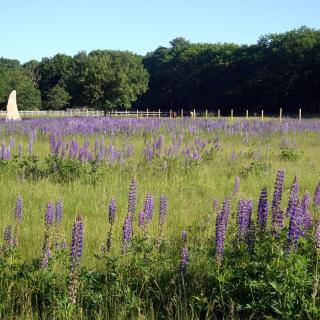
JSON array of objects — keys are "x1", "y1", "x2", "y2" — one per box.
[{"x1": 0, "y1": 108, "x2": 303, "y2": 121}]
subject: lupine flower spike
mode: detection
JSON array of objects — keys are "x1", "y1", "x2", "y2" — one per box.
[
  {"x1": 69, "y1": 215, "x2": 84, "y2": 304},
  {"x1": 156, "y1": 195, "x2": 168, "y2": 248},
  {"x1": 122, "y1": 214, "x2": 133, "y2": 254},
  {"x1": 271, "y1": 170, "x2": 285, "y2": 237},
  {"x1": 257, "y1": 187, "x2": 268, "y2": 234},
  {"x1": 106, "y1": 198, "x2": 116, "y2": 252},
  {"x1": 13, "y1": 195, "x2": 23, "y2": 244},
  {"x1": 40, "y1": 203, "x2": 55, "y2": 268},
  {"x1": 215, "y1": 198, "x2": 230, "y2": 266},
  {"x1": 179, "y1": 231, "x2": 189, "y2": 274}
]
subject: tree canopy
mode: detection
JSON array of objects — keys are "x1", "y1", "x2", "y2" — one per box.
[{"x1": 0, "y1": 26, "x2": 319, "y2": 113}]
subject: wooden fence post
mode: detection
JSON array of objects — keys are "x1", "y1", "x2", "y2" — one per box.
[
  {"x1": 218, "y1": 109, "x2": 220, "y2": 118},
  {"x1": 231, "y1": 109, "x2": 234, "y2": 121},
  {"x1": 158, "y1": 109, "x2": 161, "y2": 118},
  {"x1": 147, "y1": 108, "x2": 149, "y2": 118},
  {"x1": 193, "y1": 109, "x2": 196, "y2": 118},
  {"x1": 170, "y1": 110, "x2": 172, "y2": 118},
  {"x1": 279, "y1": 108, "x2": 282, "y2": 122},
  {"x1": 299, "y1": 108, "x2": 302, "y2": 122},
  {"x1": 181, "y1": 109, "x2": 183, "y2": 118},
  {"x1": 136, "y1": 109, "x2": 139, "y2": 118},
  {"x1": 246, "y1": 110, "x2": 248, "y2": 119},
  {"x1": 261, "y1": 110, "x2": 264, "y2": 121},
  {"x1": 205, "y1": 109, "x2": 208, "y2": 118}
]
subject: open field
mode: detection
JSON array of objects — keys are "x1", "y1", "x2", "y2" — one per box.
[{"x1": 1, "y1": 117, "x2": 320, "y2": 319}]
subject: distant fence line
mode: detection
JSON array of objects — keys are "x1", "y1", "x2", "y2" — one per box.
[{"x1": 0, "y1": 108, "x2": 304, "y2": 121}]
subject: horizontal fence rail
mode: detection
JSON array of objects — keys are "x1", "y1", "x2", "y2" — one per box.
[{"x1": 0, "y1": 108, "x2": 305, "y2": 120}]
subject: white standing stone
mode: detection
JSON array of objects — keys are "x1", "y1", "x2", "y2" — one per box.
[{"x1": 6, "y1": 90, "x2": 21, "y2": 121}]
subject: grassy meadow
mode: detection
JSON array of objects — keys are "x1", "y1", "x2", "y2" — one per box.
[{"x1": 0, "y1": 117, "x2": 320, "y2": 319}]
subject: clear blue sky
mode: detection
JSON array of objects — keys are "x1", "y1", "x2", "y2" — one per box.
[{"x1": 1, "y1": 0, "x2": 319, "y2": 63}]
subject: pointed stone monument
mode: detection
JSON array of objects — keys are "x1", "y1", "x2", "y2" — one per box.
[{"x1": 6, "y1": 90, "x2": 21, "y2": 121}]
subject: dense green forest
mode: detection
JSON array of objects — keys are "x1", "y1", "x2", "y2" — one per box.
[{"x1": 0, "y1": 26, "x2": 319, "y2": 114}]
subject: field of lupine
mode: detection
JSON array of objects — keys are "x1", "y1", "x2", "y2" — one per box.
[{"x1": 1, "y1": 117, "x2": 320, "y2": 319}]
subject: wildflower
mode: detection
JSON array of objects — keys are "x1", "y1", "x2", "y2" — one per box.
[
  {"x1": 128, "y1": 178, "x2": 137, "y2": 216},
  {"x1": 257, "y1": 187, "x2": 268, "y2": 232},
  {"x1": 286, "y1": 176, "x2": 299, "y2": 217},
  {"x1": 287, "y1": 201, "x2": 302, "y2": 252},
  {"x1": 122, "y1": 214, "x2": 132, "y2": 254},
  {"x1": 144, "y1": 192, "x2": 154, "y2": 223},
  {"x1": 233, "y1": 176, "x2": 240, "y2": 195},
  {"x1": 215, "y1": 198, "x2": 230, "y2": 265},
  {"x1": 314, "y1": 182, "x2": 320, "y2": 206},
  {"x1": 15, "y1": 195, "x2": 23, "y2": 222},
  {"x1": 156, "y1": 195, "x2": 168, "y2": 247},
  {"x1": 271, "y1": 170, "x2": 285, "y2": 235},
  {"x1": 69, "y1": 215, "x2": 84, "y2": 304},
  {"x1": 179, "y1": 244, "x2": 189, "y2": 274},
  {"x1": 316, "y1": 220, "x2": 320, "y2": 251}
]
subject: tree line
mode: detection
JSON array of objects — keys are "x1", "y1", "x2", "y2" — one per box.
[{"x1": 0, "y1": 26, "x2": 319, "y2": 114}]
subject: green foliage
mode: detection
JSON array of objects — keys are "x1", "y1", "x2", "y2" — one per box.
[
  {"x1": 280, "y1": 147, "x2": 301, "y2": 161},
  {"x1": 46, "y1": 83, "x2": 71, "y2": 110},
  {"x1": 72, "y1": 50, "x2": 149, "y2": 110},
  {"x1": 1, "y1": 26, "x2": 320, "y2": 113},
  {"x1": 0, "y1": 67, "x2": 41, "y2": 110}
]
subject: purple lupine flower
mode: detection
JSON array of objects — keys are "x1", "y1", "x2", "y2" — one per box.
[
  {"x1": 286, "y1": 176, "x2": 299, "y2": 217},
  {"x1": 179, "y1": 245, "x2": 189, "y2": 274},
  {"x1": 236, "y1": 199, "x2": 252, "y2": 243},
  {"x1": 301, "y1": 192, "x2": 312, "y2": 231},
  {"x1": 9, "y1": 136, "x2": 15, "y2": 151},
  {"x1": 28, "y1": 135, "x2": 33, "y2": 155},
  {"x1": 98, "y1": 140, "x2": 105, "y2": 162},
  {"x1": 108, "y1": 198, "x2": 116, "y2": 225},
  {"x1": 128, "y1": 178, "x2": 137, "y2": 216},
  {"x1": 246, "y1": 221, "x2": 256, "y2": 253},
  {"x1": 70, "y1": 215, "x2": 84, "y2": 271},
  {"x1": 159, "y1": 195, "x2": 168, "y2": 225},
  {"x1": 271, "y1": 170, "x2": 285, "y2": 234},
  {"x1": 94, "y1": 138, "x2": 99, "y2": 156},
  {"x1": 18, "y1": 142, "x2": 22, "y2": 157},
  {"x1": 192, "y1": 150, "x2": 201, "y2": 161},
  {"x1": 215, "y1": 198, "x2": 230, "y2": 265},
  {"x1": 231, "y1": 150, "x2": 237, "y2": 162},
  {"x1": 138, "y1": 211, "x2": 146, "y2": 229},
  {"x1": 213, "y1": 198, "x2": 219, "y2": 212},
  {"x1": 314, "y1": 182, "x2": 320, "y2": 206},
  {"x1": 4, "y1": 225, "x2": 15, "y2": 248},
  {"x1": 15, "y1": 195, "x2": 23, "y2": 222},
  {"x1": 61, "y1": 142, "x2": 66, "y2": 160},
  {"x1": 287, "y1": 201, "x2": 303, "y2": 252},
  {"x1": 55, "y1": 199, "x2": 63, "y2": 224},
  {"x1": 1, "y1": 142, "x2": 5, "y2": 159},
  {"x1": 69, "y1": 215, "x2": 84, "y2": 304},
  {"x1": 122, "y1": 214, "x2": 133, "y2": 254},
  {"x1": 69, "y1": 140, "x2": 78, "y2": 159},
  {"x1": 45, "y1": 202, "x2": 55, "y2": 226},
  {"x1": 257, "y1": 187, "x2": 268, "y2": 233},
  {"x1": 60, "y1": 239, "x2": 67, "y2": 250},
  {"x1": 233, "y1": 176, "x2": 240, "y2": 194},
  {"x1": 316, "y1": 220, "x2": 320, "y2": 250},
  {"x1": 40, "y1": 245, "x2": 50, "y2": 268},
  {"x1": 144, "y1": 144, "x2": 154, "y2": 161},
  {"x1": 103, "y1": 198, "x2": 116, "y2": 253},
  {"x1": 50, "y1": 135, "x2": 56, "y2": 155},
  {"x1": 181, "y1": 230, "x2": 187, "y2": 241},
  {"x1": 144, "y1": 192, "x2": 154, "y2": 223},
  {"x1": 156, "y1": 195, "x2": 168, "y2": 248}
]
